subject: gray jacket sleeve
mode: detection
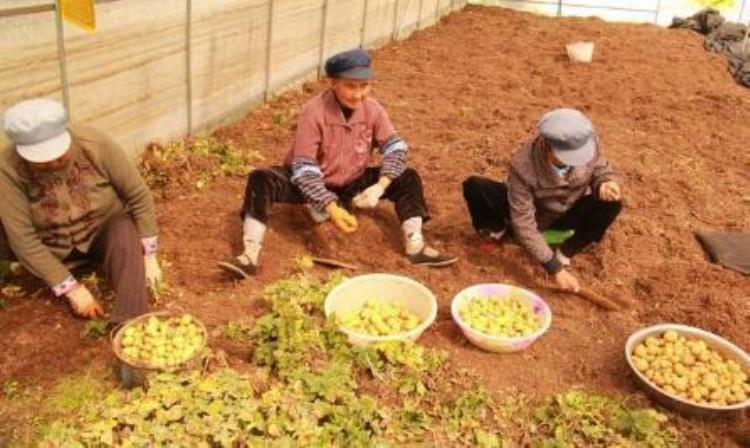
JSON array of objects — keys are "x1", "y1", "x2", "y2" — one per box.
[
  {"x1": 590, "y1": 142, "x2": 617, "y2": 196},
  {"x1": 507, "y1": 167, "x2": 561, "y2": 274}
]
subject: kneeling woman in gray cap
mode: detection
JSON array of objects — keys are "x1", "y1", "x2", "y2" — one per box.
[
  {"x1": 0, "y1": 99, "x2": 162, "y2": 322},
  {"x1": 462, "y1": 108, "x2": 622, "y2": 292}
]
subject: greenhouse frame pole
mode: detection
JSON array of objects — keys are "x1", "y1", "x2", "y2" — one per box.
[
  {"x1": 361, "y1": 0, "x2": 370, "y2": 48},
  {"x1": 318, "y1": 0, "x2": 330, "y2": 78},
  {"x1": 392, "y1": 0, "x2": 401, "y2": 41},
  {"x1": 186, "y1": 0, "x2": 193, "y2": 133},
  {"x1": 53, "y1": 0, "x2": 71, "y2": 117},
  {"x1": 556, "y1": 0, "x2": 562, "y2": 17},
  {"x1": 654, "y1": 0, "x2": 661, "y2": 25},
  {"x1": 264, "y1": 0, "x2": 276, "y2": 101},
  {"x1": 741, "y1": 0, "x2": 749, "y2": 54},
  {"x1": 417, "y1": 0, "x2": 424, "y2": 29},
  {"x1": 434, "y1": 0, "x2": 440, "y2": 22}
]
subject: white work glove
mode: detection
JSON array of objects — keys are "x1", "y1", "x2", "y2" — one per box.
[
  {"x1": 598, "y1": 181, "x2": 621, "y2": 202},
  {"x1": 66, "y1": 284, "x2": 104, "y2": 319},
  {"x1": 144, "y1": 254, "x2": 163, "y2": 295},
  {"x1": 554, "y1": 269, "x2": 581, "y2": 293},
  {"x1": 353, "y1": 180, "x2": 388, "y2": 209}
]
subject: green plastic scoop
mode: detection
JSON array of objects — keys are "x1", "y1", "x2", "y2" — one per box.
[{"x1": 543, "y1": 229, "x2": 575, "y2": 245}]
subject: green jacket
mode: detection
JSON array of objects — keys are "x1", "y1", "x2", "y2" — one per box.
[{"x1": 0, "y1": 124, "x2": 157, "y2": 287}]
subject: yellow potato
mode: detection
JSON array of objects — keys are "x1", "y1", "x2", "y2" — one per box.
[
  {"x1": 663, "y1": 330, "x2": 678, "y2": 341},
  {"x1": 653, "y1": 372, "x2": 667, "y2": 387},
  {"x1": 674, "y1": 363, "x2": 687, "y2": 375},
  {"x1": 682, "y1": 353, "x2": 696, "y2": 366},
  {"x1": 634, "y1": 344, "x2": 648, "y2": 358},
  {"x1": 702, "y1": 374, "x2": 719, "y2": 390},
  {"x1": 633, "y1": 357, "x2": 649, "y2": 372},
  {"x1": 647, "y1": 344, "x2": 662, "y2": 356},
  {"x1": 689, "y1": 390, "x2": 703, "y2": 402},
  {"x1": 672, "y1": 376, "x2": 688, "y2": 392}
]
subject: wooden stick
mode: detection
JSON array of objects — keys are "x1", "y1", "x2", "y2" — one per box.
[
  {"x1": 575, "y1": 287, "x2": 621, "y2": 311},
  {"x1": 311, "y1": 257, "x2": 358, "y2": 270}
]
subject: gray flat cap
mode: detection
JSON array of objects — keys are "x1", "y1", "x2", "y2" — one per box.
[
  {"x1": 325, "y1": 49, "x2": 374, "y2": 80},
  {"x1": 538, "y1": 108, "x2": 595, "y2": 166},
  {"x1": 3, "y1": 98, "x2": 72, "y2": 163}
]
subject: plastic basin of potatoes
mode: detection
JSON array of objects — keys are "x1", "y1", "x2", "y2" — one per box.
[
  {"x1": 324, "y1": 273, "x2": 437, "y2": 346},
  {"x1": 111, "y1": 310, "x2": 208, "y2": 371},
  {"x1": 451, "y1": 283, "x2": 552, "y2": 353},
  {"x1": 625, "y1": 323, "x2": 750, "y2": 417}
]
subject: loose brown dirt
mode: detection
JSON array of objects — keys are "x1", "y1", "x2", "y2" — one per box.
[{"x1": 1, "y1": 5, "x2": 749, "y2": 444}]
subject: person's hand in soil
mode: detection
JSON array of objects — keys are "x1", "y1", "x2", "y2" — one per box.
[
  {"x1": 598, "y1": 181, "x2": 621, "y2": 202},
  {"x1": 66, "y1": 284, "x2": 105, "y2": 319},
  {"x1": 353, "y1": 177, "x2": 390, "y2": 209},
  {"x1": 325, "y1": 202, "x2": 358, "y2": 233},
  {"x1": 554, "y1": 269, "x2": 580, "y2": 293}
]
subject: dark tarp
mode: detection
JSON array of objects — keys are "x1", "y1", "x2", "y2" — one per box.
[
  {"x1": 671, "y1": 8, "x2": 750, "y2": 88},
  {"x1": 695, "y1": 231, "x2": 750, "y2": 275}
]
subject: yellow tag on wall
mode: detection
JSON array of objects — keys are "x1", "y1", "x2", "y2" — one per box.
[{"x1": 61, "y1": 0, "x2": 96, "y2": 32}]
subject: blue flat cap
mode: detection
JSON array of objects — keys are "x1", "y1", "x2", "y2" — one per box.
[
  {"x1": 325, "y1": 49, "x2": 374, "y2": 80},
  {"x1": 538, "y1": 108, "x2": 596, "y2": 166},
  {"x1": 3, "y1": 98, "x2": 72, "y2": 163}
]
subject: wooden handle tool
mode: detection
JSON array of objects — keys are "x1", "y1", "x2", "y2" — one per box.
[
  {"x1": 312, "y1": 257, "x2": 358, "y2": 270},
  {"x1": 574, "y1": 287, "x2": 621, "y2": 311}
]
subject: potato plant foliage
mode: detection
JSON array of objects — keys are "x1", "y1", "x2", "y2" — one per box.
[{"x1": 42, "y1": 275, "x2": 682, "y2": 447}]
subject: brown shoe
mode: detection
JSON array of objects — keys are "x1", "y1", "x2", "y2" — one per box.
[
  {"x1": 218, "y1": 255, "x2": 258, "y2": 279},
  {"x1": 408, "y1": 247, "x2": 457, "y2": 268}
]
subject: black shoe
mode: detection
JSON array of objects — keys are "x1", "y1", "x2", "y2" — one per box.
[
  {"x1": 218, "y1": 255, "x2": 258, "y2": 279},
  {"x1": 408, "y1": 247, "x2": 457, "y2": 267}
]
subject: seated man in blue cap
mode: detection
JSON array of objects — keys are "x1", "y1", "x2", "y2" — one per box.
[
  {"x1": 0, "y1": 98, "x2": 162, "y2": 322},
  {"x1": 462, "y1": 108, "x2": 622, "y2": 292},
  {"x1": 220, "y1": 48, "x2": 456, "y2": 278}
]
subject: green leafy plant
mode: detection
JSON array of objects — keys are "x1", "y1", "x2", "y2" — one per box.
[
  {"x1": 81, "y1": 319, "x2": 108, "y2": 339},
  {"x1": 0, "y1": 299, "x2": 8, "y2": 310},
  {"x1": 221, "y1": 320, "x2": 253, "y2": 343},
  {"x1": 3, "y1": 380, "x2": 20, "y2": 400},
  {"x1": 140, "y1": 134, "x2": 264, "y2": 194},
  {"x1": 531, "y1": 390, "x2": 680, "y2": 447},
  {"x1": 272, "y1": 112, "x2": 287, "y2": 127},
  {"x1": 39, "y1": 275, "x2": 684, "y2": 447}
]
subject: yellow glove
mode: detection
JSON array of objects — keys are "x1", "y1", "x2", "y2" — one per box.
[
  {"x1": 325, "y1": 202, "x2": 358, "y2": 233},
  {"x1": 144, "y1": 254, "x2": 164, "y2": 295}
]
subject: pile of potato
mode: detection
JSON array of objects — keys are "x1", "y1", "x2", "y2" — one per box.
[
  {"x1": 338, "y1": 300, "x2": 421, "y2": 336},
  {"x1": 631, "y1": 330, "x2": 749, "y2": 406},
  {"x1": 459, "y1": 295, "x2": 541, "y2": 338},
  {"x1": 120, "y1": 314, "x2": 204, "y2": 369}
]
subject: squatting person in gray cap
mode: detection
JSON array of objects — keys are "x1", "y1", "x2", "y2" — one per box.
[
  {"x1": 219, "y1": 48, "x2": 456, "y2": 278},
  {"x1": 0, "y1": 98, "x2": 162, "y2": 322},
  {"x1": 462, "y1": 108, "x2": 622, "y2": 292}
]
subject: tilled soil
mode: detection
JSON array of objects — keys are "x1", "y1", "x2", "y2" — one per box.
[{"x1": 1, "y1": 5, "x2": 748, "y2": 443}]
